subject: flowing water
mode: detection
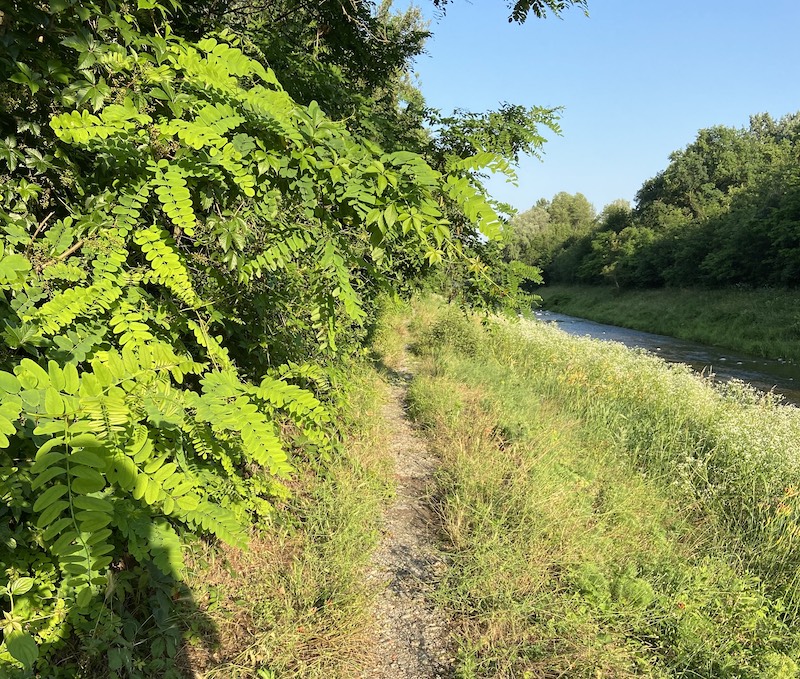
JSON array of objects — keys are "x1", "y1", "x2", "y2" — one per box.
[{"x1": 536, "y1": 310, "x2": 800, "y2": 406}]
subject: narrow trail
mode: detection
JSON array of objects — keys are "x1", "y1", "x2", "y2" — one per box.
[{"x1": 360, "y1": 353, "x2": 454, "y2": 679}]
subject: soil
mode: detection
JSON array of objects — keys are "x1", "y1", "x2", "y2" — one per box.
[{"x1": 360, "y1": 358, "x2": 455, "y2": 679}]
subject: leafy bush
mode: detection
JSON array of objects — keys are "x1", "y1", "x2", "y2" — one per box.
[
  {"x1": 413, "y1": 307, "x2": 482, "y2": 357},
  {"x1": 0, "y1": 3, "x2": 511, "y2": 673}
]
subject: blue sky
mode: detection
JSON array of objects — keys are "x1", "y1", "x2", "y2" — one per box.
[{"x1": 400, "y1": 0, "x2": 800, "y2": 214}]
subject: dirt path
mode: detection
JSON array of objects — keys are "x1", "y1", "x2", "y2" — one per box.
[{"x1": 360, "y1": 358, "x2": 454, "y2": 679}]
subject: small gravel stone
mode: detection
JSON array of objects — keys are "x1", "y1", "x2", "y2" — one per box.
[{"x1": 360, "y1": 358, "x2": 455, "y2": 679}]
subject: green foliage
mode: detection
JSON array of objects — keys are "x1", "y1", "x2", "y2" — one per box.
[
  {"x1": 503, "y1": 192, "x2": 597, "y2": 278},
  {"x1": 0, "y1": 1, "x2": 520, "y2": 674},
  {"x1": 431, "y1": 238, "x2": 544, "y2": 313},
  {"x1": 211, "y1": 3, "x2": 565, "y2": 309},
  {"x1": 434, "y1": 104, "x2": 562, "y2": 168},
  {"x1": 533, "y1": 112, "x2": 800, "y2": 288},
  {"x1": 0, "y1": 0, "x2": 584, "y2": 673},
  {"x1": 185, "y1": 362, "x2": 394, "y2": 679},
  {"x1": 432, "y1": 0, "x2": 589, "y2": 23},
  {"x1": 229, "y1": 0, "x2": 431, "y2": 152}
]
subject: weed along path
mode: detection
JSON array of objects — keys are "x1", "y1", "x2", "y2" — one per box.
[{"x1": 360, "y1": 354, "x2": 454, "y2": 679}]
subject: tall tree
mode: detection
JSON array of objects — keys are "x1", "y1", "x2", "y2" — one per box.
[{"x1": 504, "y1": 192, "x2": 595, "y2": 271}]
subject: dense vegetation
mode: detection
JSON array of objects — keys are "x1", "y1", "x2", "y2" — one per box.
[
  {"x1": 0, "y1": 0, "x2": 591, "y2": 674},
  {"x1": 17, "y1": 1, "x2": 798, "y2": 677},
  {"x1": 397, "y1": 298, "x2": 800, "y2": 677},
  {"x1": 507, "y1": 113, "x2": 800, "y2": 289}
]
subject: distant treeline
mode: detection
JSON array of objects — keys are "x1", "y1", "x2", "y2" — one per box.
[{"x1": 506, "y1": 112, "x2": 800, "y2": 288}]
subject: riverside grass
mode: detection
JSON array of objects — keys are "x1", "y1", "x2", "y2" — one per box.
[
  {"x1": 395, "y1": 298, "x2": 800, "y2": 678},
  {"x1": 538, "y1": 284, "x2": 800, "y2": 362},
  {"x1": 179, "y1": 361, "x2": 393, "y2": 678}
]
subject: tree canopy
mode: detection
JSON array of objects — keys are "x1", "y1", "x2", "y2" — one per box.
[
  {"x1": 511, "y1": 112, "x2": 800, "y2": 289},
  {"x1": 432, "y1": 0, "x2": 589, "y2": 22}
]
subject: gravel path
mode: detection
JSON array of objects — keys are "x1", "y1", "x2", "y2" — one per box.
[{"x1": 360, "y1": 362, "x2": 454, "y2": 679}]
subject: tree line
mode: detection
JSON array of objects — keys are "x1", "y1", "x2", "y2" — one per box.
[{"x1": 506, "y1": 112, "x2": 800, "y2": 288}]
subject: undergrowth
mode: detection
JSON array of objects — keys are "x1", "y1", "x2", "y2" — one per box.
[
  {"x1": 177, "y1": 361, "x2": 392, "y2": 679},
  {"x1": 395, "y1": 296, "x2": 800, "y2": 678}
]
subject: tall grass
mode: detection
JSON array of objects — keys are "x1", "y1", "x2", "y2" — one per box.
[
  {"x1": 539, "y1": 284, "x2": 800, "y2": 362},
  {"x1": 181, "y1": 362, "x2": 393, "y2": 678},
  {"x1": 402, "y1": 297, "x2": 800, "y2": 677},
  {"x1": 489, "y1": 315, "x2": 800, "y2": 589}
]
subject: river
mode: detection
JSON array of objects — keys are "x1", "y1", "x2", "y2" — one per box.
[{"x1": 535, "y1": 310, "x2": 800, "y2": 406}]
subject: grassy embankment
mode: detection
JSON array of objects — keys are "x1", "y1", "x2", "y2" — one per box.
[
  {"x1": 538, "y1": 284, "x2": 800, "y2": 362},
  {"x1": 389, "y1": 297, "x2": 800, "y2": 678},
  {"x1": 178, "y1": 354, "x2": 396, "y2": 679}
]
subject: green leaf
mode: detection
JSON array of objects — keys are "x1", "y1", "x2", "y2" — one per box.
[
  {"x1": 48, "y1": 361, "x2": 66, "y2": 391},
  {"x1": 63, "y1": 363, "x2": 80, "y2": 394},
  {"x1": 73, "y1": 496, "x2": 113, "y2": 513},
  {"x1": 0, "y1": 400, "x2": 21, "y2": 419},
  {"x1": 109, "y1": 455, "x2": 137, "y2": 489},
  {"x1": 0, "y1": 414, "x2": 16, "y2": 437},
  {"x1": 42, "y1": 517, "x2": 73, "y2": 541},
  {"x1": 8, "y1": 577, "x2": 34, "y2": 596},
  {"x1": 69, "y1": 433, "x2": 105, "y2": 448},
  {"x1": 31, "y1": 466, "x2": 66, "y2": 490},
  {"x1": 51, "y1": 532, "x2": 80, "y2": 556},
  {"x1": 31, "y1": 451, "x2": 65, "y2": 474},
  {"x1": 19, "y1": 358, "x2": 49, "y2": 387},
  {"x1": 176, "y1": 493, "x2": 200, "y2": 511},
  {"x1": 6, "y1": 630, "x2": 38, "y2": 668},
  {"x1": 76, "y1": 511, "x2": 112, "y2": 532},
  {"x1": 0, "y1": 371, "x2": 20, "y2": 393},
  {"x1": 34, "y1": 421, "x2": 65, "y2": 436},
  {"x1": 86, "y1": 528, "x2": 112, "y2": 546},
  {"x1": 108, "y1": 646, "x2": 127, "y2": 671},
  {"x1": 45, "y1": 387, "x2": 65, "y2": 416},
  {"x1": 35, "y1": 438, "x2": 65, "y2": 459},
  {"x1": 76, "y1": 587, "x2": 93, "y2": 608},
  {"x1": 69, "y1": 449, "x2": 106, "y2": 468},
  {"x1": 33, "y1": 484, "x2": 69, "y2": 512},
  {"x1": 36, "y1": 500, "x2": 70, "y2": 528},
  {"x1": 132, "y1": 474, "x2": 148, "y2": 500},
  {"x1": 0, "y1": 253, "x2": 31, "y2": 281},
  {"x1": 144, "y1": 480, "x2": 160, "y2": 505},
  {"x1": 71, "y1": 472, "x2": 105, "y2": 494},
  {"x1": 383, "y1": 204, "x2": 397, "y2": 229},
  {"x1": 153, "y1": 462, "x2": 177, "y2": 484}
]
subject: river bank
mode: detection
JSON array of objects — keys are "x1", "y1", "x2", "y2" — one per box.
[
  {"x1": 397, "y1": 298, "x2": 800, "y2": 677},
  {"x1": 537, "y1": 284, "x2": 800, "y2": 363},
  {"x1": 536, "y1": 310, "x2": 800, "y2": 405}
]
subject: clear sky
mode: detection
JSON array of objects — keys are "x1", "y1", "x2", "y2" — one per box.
[{"x1": 401, "y1": 0, "x2": 800, "y2": 214}]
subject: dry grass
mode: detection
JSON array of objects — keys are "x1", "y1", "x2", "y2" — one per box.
[{"x1": 178, "y1": 364, "x2": 394, "y2": 678}]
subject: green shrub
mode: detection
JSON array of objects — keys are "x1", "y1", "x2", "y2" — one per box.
[
  {"x1": 413, "y1": 307, "x2": 481, "y2": 356},
  {"x1": 0, "y1": 5, "x2": 507, "y2": 672}
]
